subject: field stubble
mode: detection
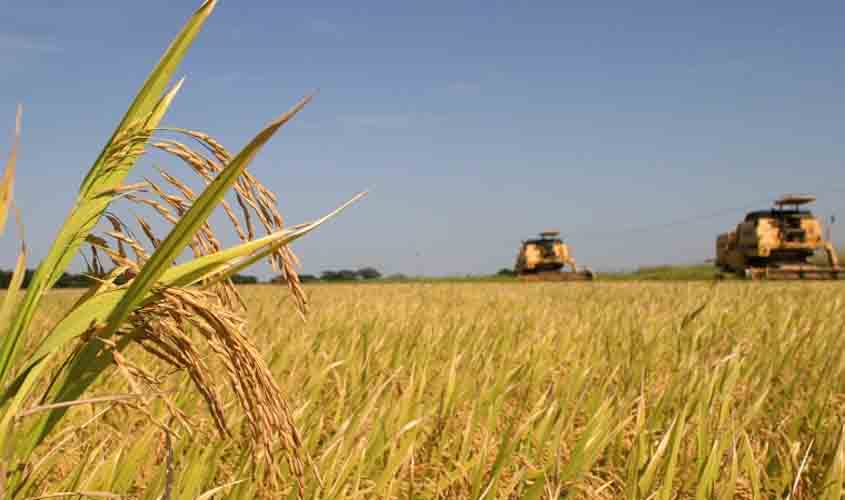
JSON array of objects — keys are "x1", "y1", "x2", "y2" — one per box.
[{"x1": 19, "y1": 281, "x2": 845, "y2": 499}]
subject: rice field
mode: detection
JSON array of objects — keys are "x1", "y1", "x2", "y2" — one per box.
[
  {"x1": 3, "y1": 3, "x2": 844, "y2": 498},
  {"x1": 16, "y1": 281, "x2": 845, "y2": 499}
]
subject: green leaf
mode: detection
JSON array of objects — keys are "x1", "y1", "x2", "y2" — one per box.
[
  {"x1": 740, "y1": 431, "x2": 761, "y2": 500},
  {"x1": 638, "y1": 417, "x2": 677, "y2": 495},
  {"x1": 695, "y1": 437, "x2": 727, "y2": 500},
  {"x1": 719, "y1": 439, "x2": 739, "y2": 500},
  {"x1": 658, "y1": 405, "x2": 690, "y2": 500},
  {"x1": 820, "y1": 425, "x2": 845, "y2": 500},
  {"x1": 0, "y1": 219, "x2": 26, "y2": 335},
  {"x1": 476, "y1": 418, "x2": 520, "y2": 499}
]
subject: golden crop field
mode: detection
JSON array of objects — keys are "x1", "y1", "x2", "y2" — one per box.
[
  {"x1": 3, "y1": 3, "x2": 845, "y2": 499},
  {"x1": 14, "y1": 281, "x2": 845, "y2": 499}
]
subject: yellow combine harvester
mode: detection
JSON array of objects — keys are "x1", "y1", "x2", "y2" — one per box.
[
  {"x1": 715, "y1": 195, "x2": 840, "y2": 279},
  {"x1": 514, "y1": 231, "x2": 594, "y2": 281}
]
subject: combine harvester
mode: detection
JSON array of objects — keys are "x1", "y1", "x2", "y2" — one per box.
[
  {"x1": 514, "y1": 231, "x2": 594, "y2": 281},
  {"x1": 715, "y1": 194, "x2": 840, "y2": 279}
]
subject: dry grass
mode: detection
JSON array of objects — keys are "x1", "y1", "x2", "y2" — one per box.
[{"x1": 15, "y1": 281, "x2": 845, "y2": 499}]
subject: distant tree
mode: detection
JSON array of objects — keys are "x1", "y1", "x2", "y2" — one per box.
[
  {"x1": 272, "y1": 273, "x2": 313, "y2": 284},
  {"x1": 357, "y1": 267, "x2": 382, "y2": 280},
  {"x1": 321, "y1": 269, "x2": 359, "y2": 281},
  {"x1": 0, "y1": 268, "x2": 145, "y2": 289},
  {"x1": 0, "y1": 268, "x2": 35, "y2": 289},
  {"x1": 320, "y1": 270, "x2": 340, "y2": 281},
  {"x1": 337, "y1": 269, "x2": 358, "y2": 281},
  {"x1": 230, "y1": 274, "x2": 258, "y2": 285},
  {"x1": 0, "y1": 269, "x2": 15, "y2": 288},
  {"x1": 54, "y1": 272, "x2": 94, "y2": 288},
  {"x1": 496, "y1": 268, "x2": 516, "y2": 277},
  {"x1": 386, "y1": 273, "x2": 409, "y2": 281}
]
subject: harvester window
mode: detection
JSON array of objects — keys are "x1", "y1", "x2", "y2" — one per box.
[
  {"x1": 744, "y1": 210, "x2": 813, "y2": 223},
  {"x1": 538, "y1": 241, "x2": 556, "y2": 256},
  {"x1": 785, "y1": 216, "x2": 802, "y2": 229}
]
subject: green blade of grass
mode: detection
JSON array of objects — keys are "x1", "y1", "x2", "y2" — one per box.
[
  {"x1": 820, "y1": 425, "x2": 845, "y2": 500},
  {"x1": 695, "y1": 437, "x2": 727, "y2": 500},
  {"x1": 658, "y1": 404, "x2": 690, "y2": 500},
  {"x1": 719, "y1": 439, "x2": 739, "y2": 500},
  {"x1": 740, "y1": 431, "x2": 761, "y2": 500},
  {"x1": 0, "y1": 213, "x2": 26, "y2": 334},
  {"x1": 638, "y1": 417, "x2": 677, "y2": 495},
  {"x1": 476, "y1": 418, "x2": 520, "y2": 500}
]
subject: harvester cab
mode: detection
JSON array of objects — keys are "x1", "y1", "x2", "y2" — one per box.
[
  {"x1": 715, "y1": 194, "x2": 840, "y2": 279},
  {"x1": 514, "y1": 231, "x2": 594, "y2": 281},
  {"x1": 774, "y1": 195, "x2": 816, "y2": 243}
]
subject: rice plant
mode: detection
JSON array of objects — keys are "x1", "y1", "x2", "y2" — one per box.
[{"x1": 0, "y1": 2, "x2": 362, "y2": 498}]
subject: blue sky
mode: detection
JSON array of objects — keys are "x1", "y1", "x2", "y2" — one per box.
[{"x1": 1, "y1": 1, "x2": 844, "y2": 277}]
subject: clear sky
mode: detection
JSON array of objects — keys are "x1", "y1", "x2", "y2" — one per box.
[{"x1": 1, "y1": 1, "x2": 844, "y2": 277}]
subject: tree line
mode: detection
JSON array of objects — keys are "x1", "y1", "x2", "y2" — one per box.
[
  {"x1": 0, "y1": 269, "x2": 266, "y2": 289},
  {"x1": 0, "y1": 267, "x2": 386, "y2": 289},
  {"x1": 275, "y1": 267, "x2": 383, "y2": 283},
  {"x1": 0, "y1": 269, "x2": 101, "y2": 289}
]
